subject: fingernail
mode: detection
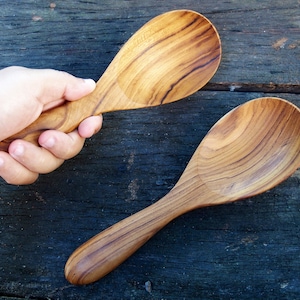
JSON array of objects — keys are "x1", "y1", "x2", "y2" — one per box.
[
  {"x1": 42, "y1": 136, "x2": 55, "y2": 148},
  {"x1": 83, "y1": 78, "x2": 96, "y2": 89},
  {"x1": 12, "y1": 144, "x2": 24, "y2": 157}
]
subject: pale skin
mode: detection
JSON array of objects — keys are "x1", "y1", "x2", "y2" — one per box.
[{"x1": 0, "y1": 66, "x2": 103, "y2": 185}]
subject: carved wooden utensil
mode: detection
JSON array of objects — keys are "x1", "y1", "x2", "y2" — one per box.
[
  {"x1": 0, "y1": 10, "x2": 221, "y2": 151},
  {"x1": 65, "y1": 97, "x2": 300, "y2": 285}
]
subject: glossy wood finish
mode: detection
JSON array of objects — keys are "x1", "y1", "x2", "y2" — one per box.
[
  {"x1": 0, "y1": 10, "x2": 221, "y2": 151},
  {"x1": 1, "y1": 1, "x2": 299, "y2": 299},
  {"x1": 65, "y1": 97, "x2": 300, "y2": 285}
]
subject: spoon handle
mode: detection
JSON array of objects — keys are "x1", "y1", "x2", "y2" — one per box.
[
  {"x1": 65, "y1": 193, "x2": 178, "y2": 285},
  {"x1": 64, "y1": 173, "x2": 217, "y2": 285}
]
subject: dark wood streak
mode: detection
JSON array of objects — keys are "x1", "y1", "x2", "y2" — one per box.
[
  {"x1": 91, "y1": 81, "x2": 115, "y2": 115},
  {"x1": 132, "y1": 12, "x2": 203, "y2": 62},
  {"x1": 161, "y1": 53, "x2": 221, "y2": 104},
  {"x1": 114, "y1": 12, "x2": 217, "y2": 106}
]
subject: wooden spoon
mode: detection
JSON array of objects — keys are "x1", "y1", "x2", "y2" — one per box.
[
  {"x1": 0, "y1": 10, "x2": 221, "y2": 151},
  {"x1": 65, "y1": 97, "x2": 300, "y2": 285}
]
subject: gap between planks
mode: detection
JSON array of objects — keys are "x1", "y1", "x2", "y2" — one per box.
[{"x1": 203, "y1": 82, "x2": 300, "y2": 94}]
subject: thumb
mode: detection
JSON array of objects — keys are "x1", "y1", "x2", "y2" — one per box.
[{"x1": 33, "y1": 69, "x2": 96, "y2": 111}]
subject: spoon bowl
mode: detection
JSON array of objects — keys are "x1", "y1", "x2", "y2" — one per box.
[
  {"x1": 197, "y1": 97, "x2": 300, "y2": 201},
  {"x1": 0, "y1": 10, "x2": 221, "y2": 150},
  {"x1": 65, "y1": 97, "x2": 300, "y2": 285}
]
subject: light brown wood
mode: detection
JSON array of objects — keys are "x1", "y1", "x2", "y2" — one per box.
[
  {"x1": 65, "y1": 97, "x2": 300, "y2": 285},
  {"x1": 0, "y1": 10, "x2": 221, "y2": 151}
]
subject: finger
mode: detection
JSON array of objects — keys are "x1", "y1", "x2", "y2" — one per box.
[
  {"x1": 63, "y1": 77, "x2": 96, "y2": 101},
  {"x1": 38, "y1": 130, "x2": 85, "y2": 160},
  {"x1": 8, "y1": 140, "x2": 64, "y2": 174},
  {"x1": 78, "y1": 115, "x2": 103, "y2": 138},
  {"x1": 33, "y1": 70, "x2": 96, "y2": 109},
  {"x1": 0, "y1": 151, "x2": 38, "y2": 185}
]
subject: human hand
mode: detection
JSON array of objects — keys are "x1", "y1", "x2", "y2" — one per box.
[{"x1": 0, "y1": 66, "x2": 102, "y2": 185}]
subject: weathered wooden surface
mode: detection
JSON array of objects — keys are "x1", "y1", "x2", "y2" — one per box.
[{"x1": 0, "y1": 1, "x2": 299, "y2": 299}]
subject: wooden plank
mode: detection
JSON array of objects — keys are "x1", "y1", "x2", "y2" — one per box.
[
  {"x1": 0, "y1": 0, "x2": 299, "y2": 299},
  {"x1": 0, "y1": 0, "x2": 299, "y2": 84},
  {"x1": 0, "y1": 91, "x2": 299, "y2": 299},
  {"x1": 204, "y1": 82, "x2": 300, "y2": 94}
]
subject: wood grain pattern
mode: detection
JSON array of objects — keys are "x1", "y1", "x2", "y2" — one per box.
[
  {"x1": 65, "y1": 97, "x2": 300, "y2": 285},
  {"x1": 1, "y1": 1, "x2": 299, "y2": 298},
  {"x1": 0, "y1": 10, "x2": 221, "y2": 151}
]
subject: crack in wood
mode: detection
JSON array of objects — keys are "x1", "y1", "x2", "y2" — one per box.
[
  {"x1": 209, "y1": 4, "x2": 300, "y2": 15},
  {"x1": 0, "y1": 292, "x2": 51, "y2": 300},
  {"x1": 203, "y1": 82, "x2": 300, "y2": 94}
]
